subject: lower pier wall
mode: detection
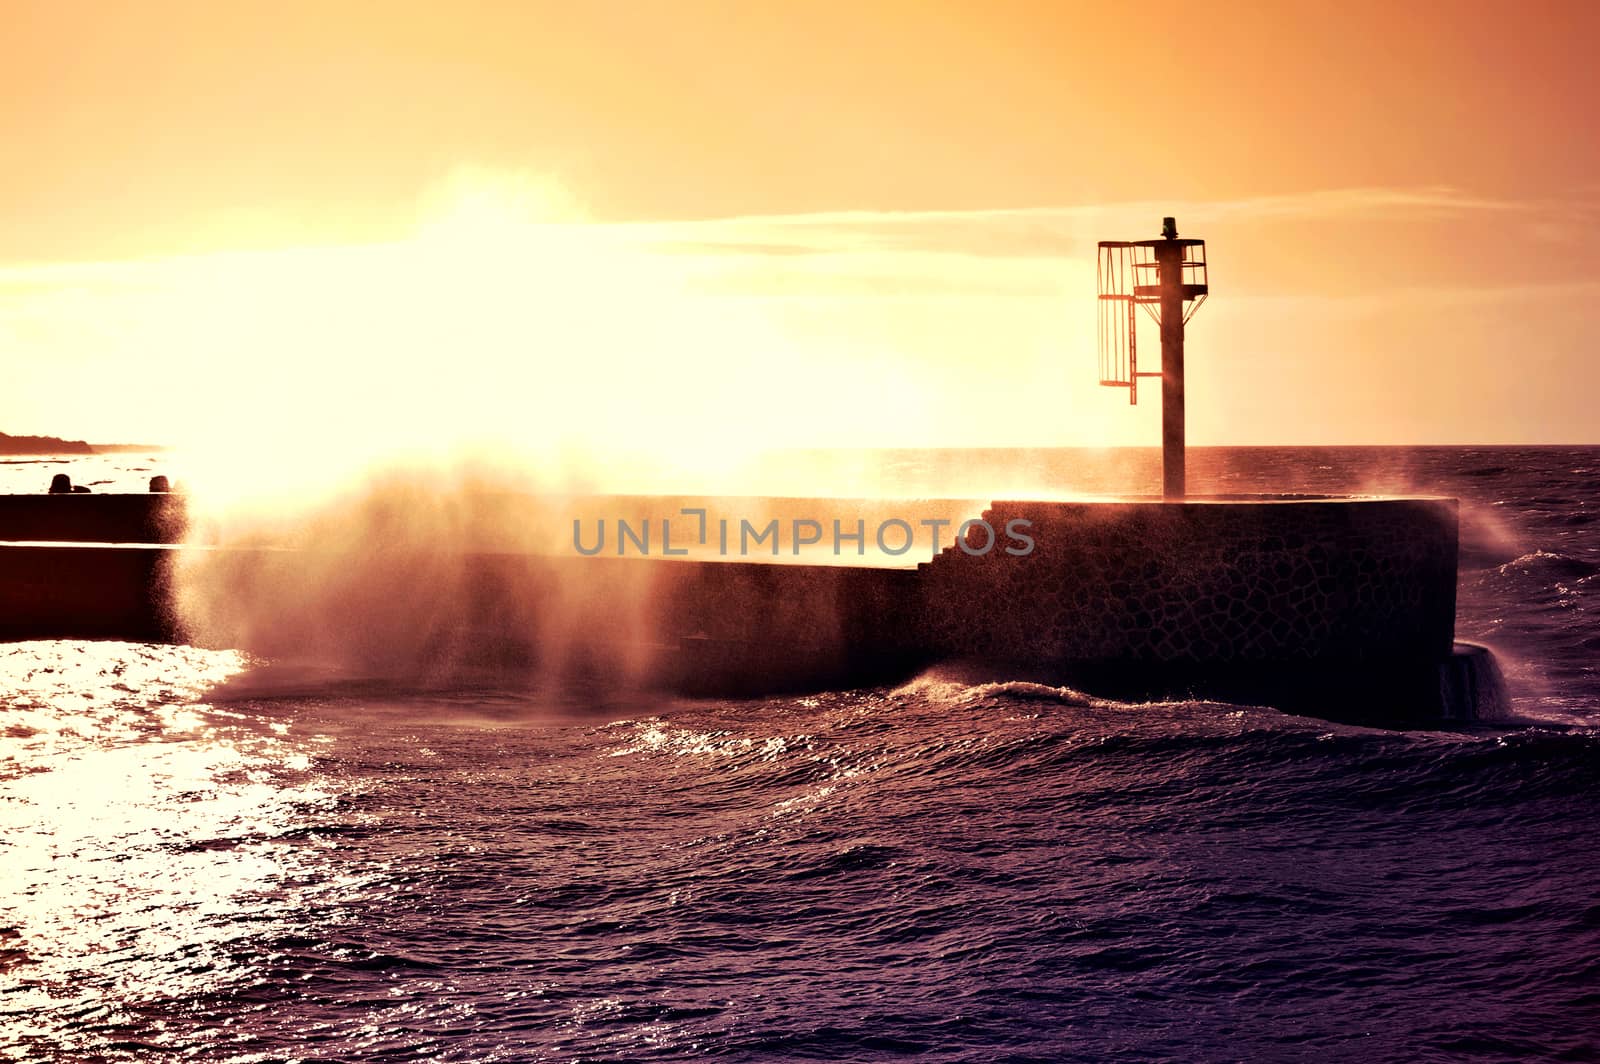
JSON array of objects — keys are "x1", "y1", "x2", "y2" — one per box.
[{"x1": 0, "y1": 543, "x2": 176, "y2": 642}]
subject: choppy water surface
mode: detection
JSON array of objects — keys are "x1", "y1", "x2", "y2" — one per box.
[{"x1": 2, "y1": 447, "x2": 1598, "y2": 1062}]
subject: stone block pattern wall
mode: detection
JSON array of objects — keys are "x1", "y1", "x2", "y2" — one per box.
[{"x1": 920, "y1": 498, "x2": 1459, "y2": 666}]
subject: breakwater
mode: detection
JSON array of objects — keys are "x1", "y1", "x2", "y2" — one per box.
[{"x1": 0, "y1": 492, "x2": 1480, "y2": 720}]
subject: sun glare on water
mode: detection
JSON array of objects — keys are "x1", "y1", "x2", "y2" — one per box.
[{"x1": 0, "y1": 641, "x2": 362, "y2": 1047}]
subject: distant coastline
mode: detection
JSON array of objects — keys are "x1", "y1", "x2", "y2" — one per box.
[
  {"x1": 89, "y1": 442, "x2": 169, "y2": 454},
  {"x1": 0, "y1": 432, "x2": 166, "y2": 456}
]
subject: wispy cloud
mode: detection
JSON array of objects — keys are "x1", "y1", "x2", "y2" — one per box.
[{"x1": 625, "y1": 185, "x2": 1547, "y2": 261}]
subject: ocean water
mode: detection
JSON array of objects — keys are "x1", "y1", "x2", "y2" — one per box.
[{"x1": 2, "y1": 446, "x2": 1597, "y2": 1063}]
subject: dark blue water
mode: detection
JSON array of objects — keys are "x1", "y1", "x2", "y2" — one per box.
[{"x1": 2, "y1": 446, "x2": 1598, "y2": 1062}]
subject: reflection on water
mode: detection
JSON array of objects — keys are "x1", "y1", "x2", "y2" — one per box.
[{"x1": 0, "y1": 641, "x2": 360, "y2": 1058}]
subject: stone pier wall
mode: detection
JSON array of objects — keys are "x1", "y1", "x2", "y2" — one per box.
[{"x1": 920, "y1": 497, "x2": 1459, "y2": 667}]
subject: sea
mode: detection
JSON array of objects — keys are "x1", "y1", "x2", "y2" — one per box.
[{"x1": 1, "y1": 446, "x2": 1597, "y2": 1063}]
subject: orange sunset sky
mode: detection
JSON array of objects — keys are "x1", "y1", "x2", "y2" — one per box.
[{"x1": 2, "y1": 0, "x2": 1598, "y2": 459}]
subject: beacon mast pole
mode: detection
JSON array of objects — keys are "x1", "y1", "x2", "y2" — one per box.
[
  {"x1": 1094, "y1": 217, "x2": 1208, "y2": 500},
  {"x1": 1155, "y1": 217, "x2": 1186, "y2": 498}
]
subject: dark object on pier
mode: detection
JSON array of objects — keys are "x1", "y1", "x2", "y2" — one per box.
[
  {"x1": 150, "y1": 476, "x2": 171, "y2": 493},
  {"x1": 50, "y1": 473, "x2": 92, "y2": 493}
]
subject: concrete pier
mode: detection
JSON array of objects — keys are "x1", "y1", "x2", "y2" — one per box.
[{"x1": 0, "y1": 492, "x2": 1484, "y2": 721}]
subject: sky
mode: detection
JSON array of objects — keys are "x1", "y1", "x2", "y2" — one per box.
[{"x1": 3, "y1": 0, "x2": 1598, "y2": 464}]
